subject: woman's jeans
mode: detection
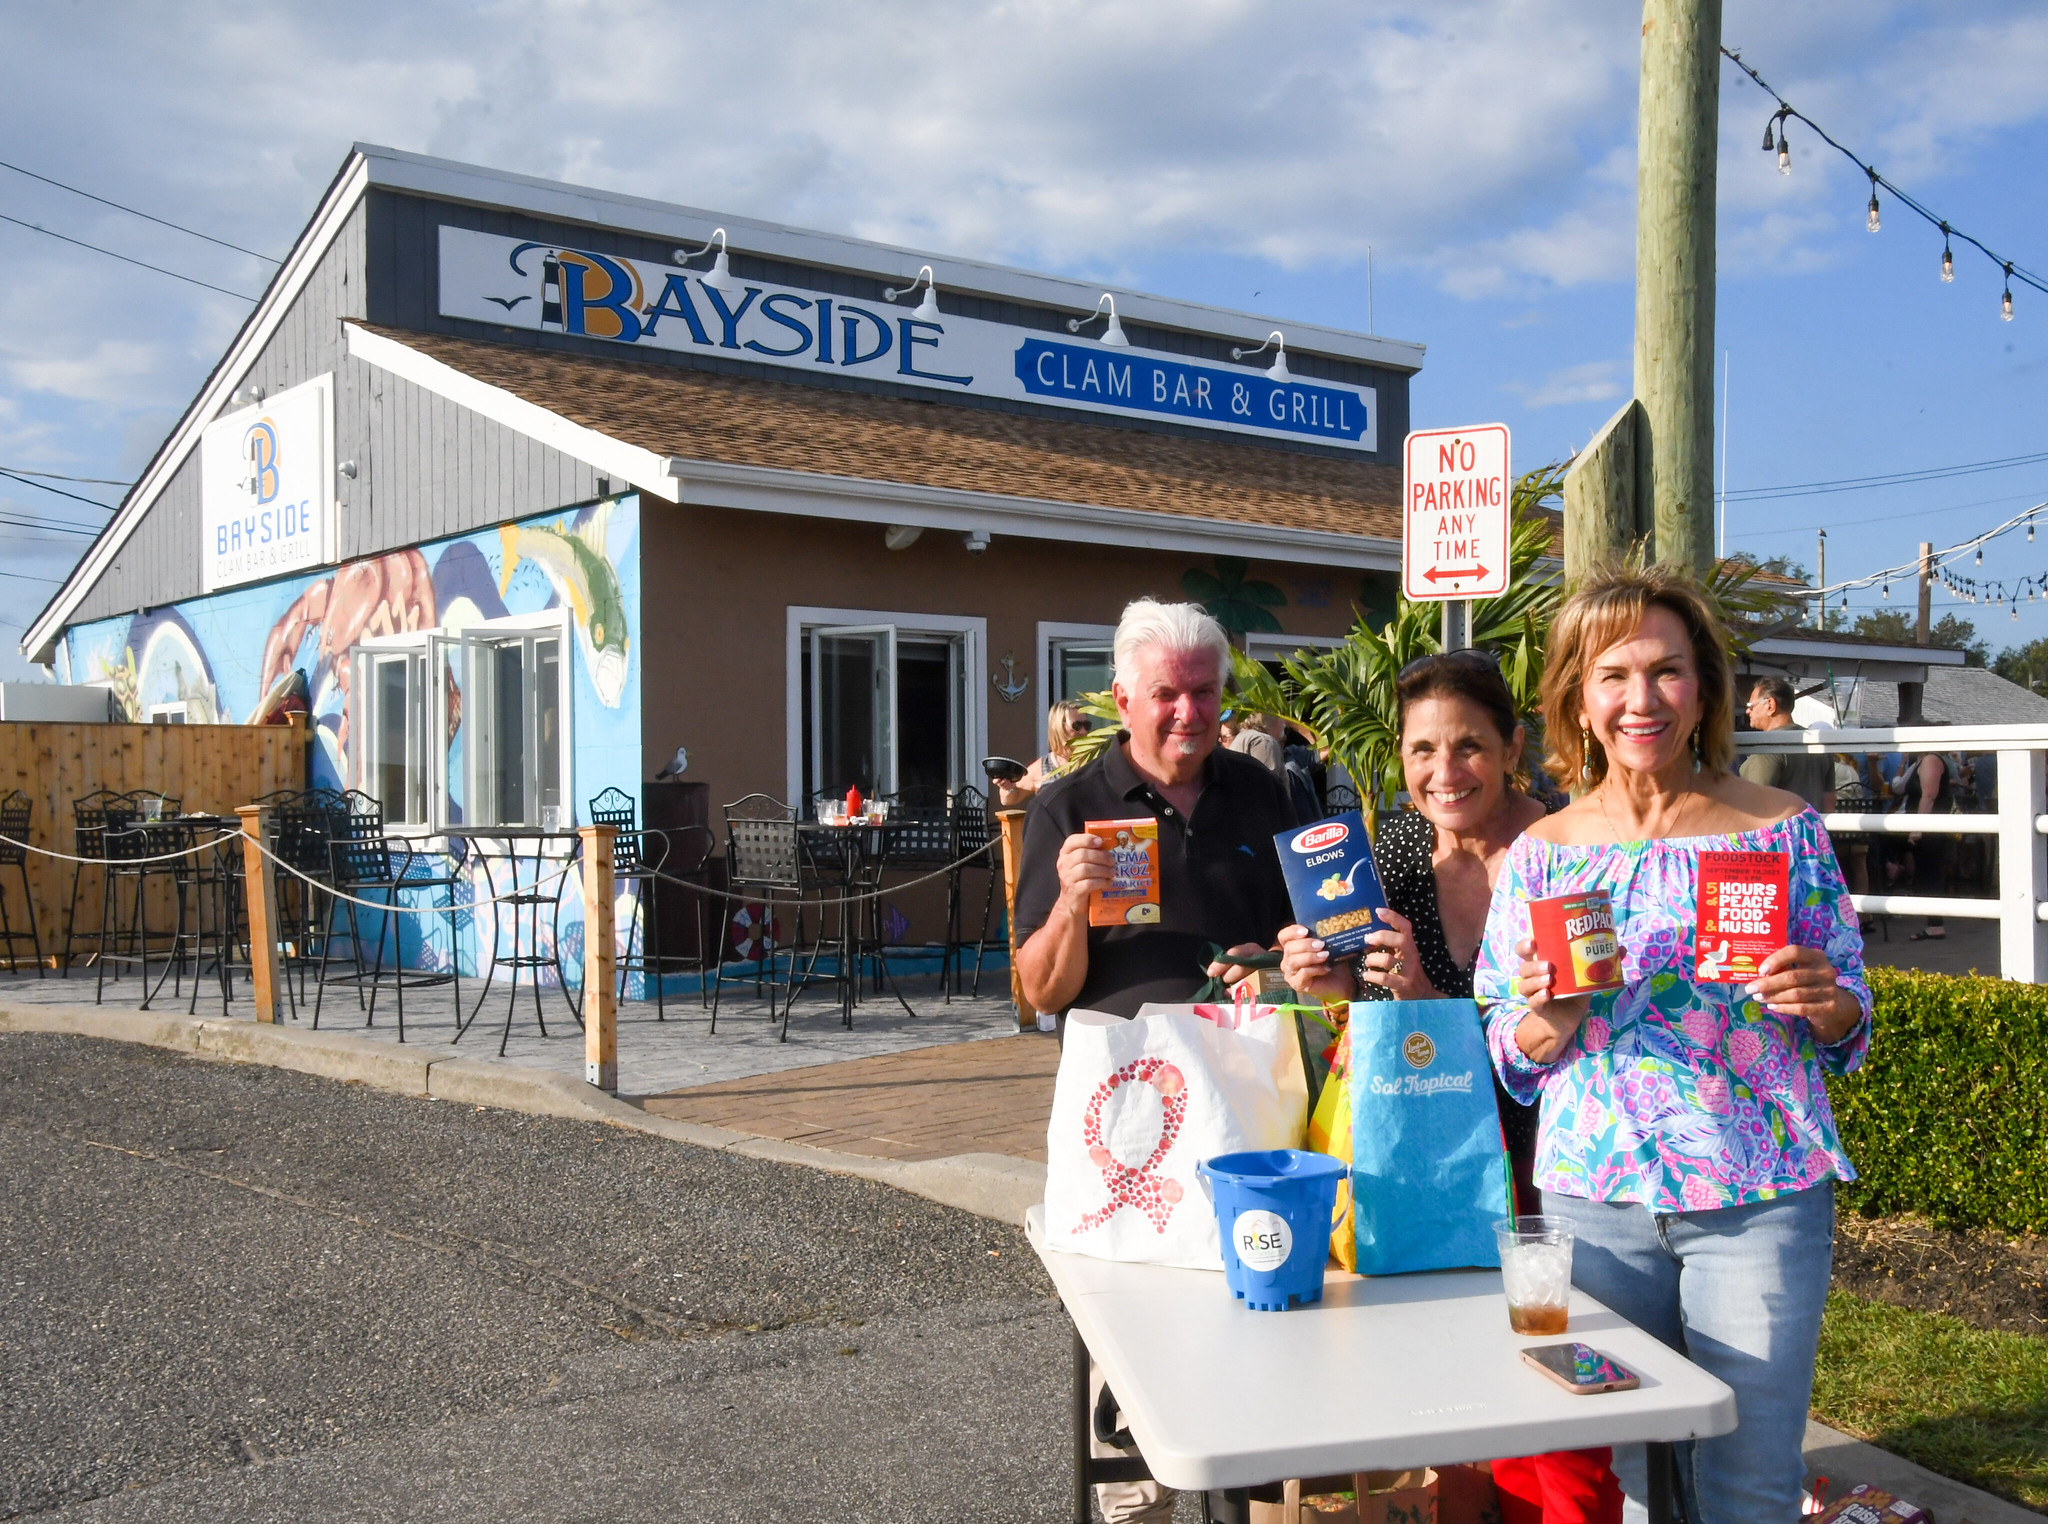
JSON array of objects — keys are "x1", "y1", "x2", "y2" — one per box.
[{"x1": 1540, "y1": 1183, "x2": 1834, "y2": 1524}]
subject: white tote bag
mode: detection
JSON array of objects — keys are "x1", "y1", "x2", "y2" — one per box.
[{"x1": 1041, "y1": 1004, "x2": 1311, "y2": 1269}]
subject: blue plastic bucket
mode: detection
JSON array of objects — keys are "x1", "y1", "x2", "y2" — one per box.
[{"x1": 1198, "y1": 1149, "x2": 1347, "y2": 1311}]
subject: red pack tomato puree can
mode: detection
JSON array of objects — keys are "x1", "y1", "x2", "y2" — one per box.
[{"x1": 1527, "y1": 890, "x2": 1625, "y2": 996}]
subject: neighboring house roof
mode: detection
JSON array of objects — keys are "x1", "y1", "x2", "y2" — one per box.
[
  {"x1": 348, "y1": 322, "x2": 1408, "y2": 549},
  {"x1": 1846, "y1": 664, "x2": 2048, "y2": 727}
]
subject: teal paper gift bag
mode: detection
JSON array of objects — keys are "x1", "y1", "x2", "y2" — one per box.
[{"x1": 1349, "y1": 998, "x2": 1510, "y2": 1276}]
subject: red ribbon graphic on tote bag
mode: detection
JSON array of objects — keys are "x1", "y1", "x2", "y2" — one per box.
[{"x1": 1077, "y1": 1057, "x2": 1187, "y2": 1233}]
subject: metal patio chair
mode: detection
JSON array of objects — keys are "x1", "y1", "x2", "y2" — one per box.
[
  {"x1": 945, "y1": 786, "x2": 1002, "y2": 1001},
  {"x1": 0, "y1": 790, "x2": 44, "y2": 976},
  {"x1": 317, "y1": 807, "x2": 465, "y2": 1043}
]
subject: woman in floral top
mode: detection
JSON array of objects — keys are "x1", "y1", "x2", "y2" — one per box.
[{"x1": 1474, "y1": 564, "x2": 1869, "y2": 1524}]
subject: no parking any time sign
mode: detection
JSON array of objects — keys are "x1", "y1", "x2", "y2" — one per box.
[{"x1": 1402, "y1": 422, "x2": 1511, "y2": 601}]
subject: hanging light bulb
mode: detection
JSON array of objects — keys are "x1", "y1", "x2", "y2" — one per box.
[
  {"x1": 2003, "y1": 266, "x2": 2015, "y2": 321},
  {"x1": 1941, "y1": 224, "x2": 1955, "y2": 283},
  {"x1": 2030, "y1": 519, "x2": 2036, "y2": 542},
  {"x1": 1778, "y1": 120, "x2": 1792, "y2": 175},
  {"x1": 1867, "y1": 173, "x2": 1881, "y2": 234},
  {"x1": 1978, "y1": 546, "x2": 1985, "y2": 564},
  {"x1": 1881, "y1": 581, "x2": 1890, "y2": 599}
]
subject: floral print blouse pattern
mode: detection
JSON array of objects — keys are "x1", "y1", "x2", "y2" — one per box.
[{"x1": 1472, "y1": 808, "x2": 1870, "y2": 1211}]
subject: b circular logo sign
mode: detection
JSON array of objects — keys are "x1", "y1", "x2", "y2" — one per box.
[
  {"x1": 1402, "y1": 1032, "x2": 1436, "y2": 1070},
  {"x1": 1232, "y1": 1209, "x2": 1292, "y2": 1272}
]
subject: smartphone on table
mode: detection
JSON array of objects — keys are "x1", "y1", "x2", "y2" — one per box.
[{"x1": 1521, "y1": 1343, "x2": 1641, "y2": 1395}]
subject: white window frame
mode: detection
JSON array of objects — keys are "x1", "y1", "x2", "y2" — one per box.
[
  {"x1": 1036, "y1": 621, "x2": 1117, "y2": 758},
  {"x1": 352, "y1": 634, "x2": 434, "y2": 829},
  {"x1": 348, "y1": 609, "x2": 570, "y2": 833},
  {"x1": 1244, "y1": 631, "x2": 1346, "y2": 662},
  {"x1": 459, "y1": 608, "x2": 574, "y2": 831},
  {"x1": 147, "y1": 702, "x2": 190, "y2": 724},
  {"x1": 785, "y1": 606, "x2": 986, "y2": 807}
]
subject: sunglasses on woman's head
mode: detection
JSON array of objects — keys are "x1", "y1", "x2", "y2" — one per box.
[{"x1": 1398, "y1": 648, "x2": 1502, "y2": 683}]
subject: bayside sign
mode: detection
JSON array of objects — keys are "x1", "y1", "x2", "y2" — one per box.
[
  {"x1": 199, "y1": 374, "x2": 335, "y2": 593},
  {"x1": 438, "y1": 227, "x2": 1377, "y2": 452},
  {"x1": 1402, "y1": 422, "x2": 1511, "y2": 601}
]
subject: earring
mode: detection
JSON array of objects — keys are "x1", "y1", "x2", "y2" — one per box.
[
  {"x1": 1581, "y1": 724, "x2": 1595, "y2": 783},
  {"x1": 1691, "y1": 724, "x2": 1703, "y2": 774}
]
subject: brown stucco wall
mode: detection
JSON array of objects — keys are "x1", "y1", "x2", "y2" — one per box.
[{"x1": 641, "y1": 500, "x2": 1391, "y2": 950}]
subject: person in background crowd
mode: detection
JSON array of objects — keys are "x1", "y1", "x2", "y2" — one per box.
[
  {"x1": 1898, "y1": 732, "x2": 1955, "y2": 941},
  {"x1": 1740, "y1": 677, "x2": 1835, "y2": 812},
  {"x1": 1228, "y1": 710, "x2": 1287, "y2": 776},
  {"x1": 1476, "y1": 563, "x2": 1869, "y2": 1524},
  {"x1": 994, "y1": 699, "x2": 1090, "y2": 808},
  {"x1": 1277, "y1": 651, "x2": 1614, "y2": 1523},
  {"x1": 1012, "y1": 598, "x2": 1296, "y2": 1524}
]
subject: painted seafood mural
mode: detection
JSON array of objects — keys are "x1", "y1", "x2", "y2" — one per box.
[{"x1": 61, "y1": 494, "x2": 645, "y2": 990}]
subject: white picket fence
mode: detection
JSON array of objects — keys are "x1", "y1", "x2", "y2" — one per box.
[{"x1": 1735, "y1": 724, "x2": 2048, "y2": 982}]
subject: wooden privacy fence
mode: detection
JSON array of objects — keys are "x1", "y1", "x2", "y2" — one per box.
[{"x1": 0, "y1": 717, "x2": 310, "y2": 968}]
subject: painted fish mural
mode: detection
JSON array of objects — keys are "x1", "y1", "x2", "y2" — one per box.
[{"x1": 498, "y1": 502, "x2": 629, "y2": 707}]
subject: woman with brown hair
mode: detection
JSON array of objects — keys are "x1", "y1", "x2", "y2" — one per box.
[{"x1": 1473, "y1": 563, "x2": 1870, "y2": 1523}]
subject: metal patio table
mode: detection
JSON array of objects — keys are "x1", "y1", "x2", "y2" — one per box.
[
  {"x1": 1026, "y1": 1205, "x2": 1735, "y2": 1524},
  {"x1": 794, "y1": 819, "x2": 915, "y2": 1028},
  {"x1": 444, "y1": 827, "x2": 582, "y2": 1050}
]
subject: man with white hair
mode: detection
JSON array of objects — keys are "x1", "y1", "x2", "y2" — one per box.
[
  {"x1": 1014, "y1": 597, "x2": 1295, "y2": 1020},
  {"x1": 1012, "y1": 597, "x2": 1297, "y2": 1524}
]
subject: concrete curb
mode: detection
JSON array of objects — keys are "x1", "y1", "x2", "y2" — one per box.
[
  {"x1": 0, "y1": 1000, "x2": 1047, "y2": 1227},
  {"x1": 1804, "y1": 1419, "x2": 2038, "y2": 1523}
]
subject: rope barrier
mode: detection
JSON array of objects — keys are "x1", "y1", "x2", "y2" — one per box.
[{"x1": 0, "y1": 828, "x2": 1003, "y2": 918}]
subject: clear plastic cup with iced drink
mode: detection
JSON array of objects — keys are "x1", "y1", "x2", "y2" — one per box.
[{"x1": 1495, "y1": 1216, "x2": 1575, "y2": 1335}]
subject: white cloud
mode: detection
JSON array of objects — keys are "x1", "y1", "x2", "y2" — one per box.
[{"x1": 1507, "y1": 360, "x2": 1626, "y2": 411}]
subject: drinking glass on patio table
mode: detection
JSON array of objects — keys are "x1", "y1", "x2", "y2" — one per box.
[{"x1": 1494, "y1": 1216, "x2": 1574, "y2": 1335}]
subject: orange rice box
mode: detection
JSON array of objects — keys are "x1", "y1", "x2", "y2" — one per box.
[
  {"x1": 1086, "y1": 818, "x2": 1162, "y2": 927},
  {"x1": 1694, "y1": 850, "x2": 1790, "y2": 982}
]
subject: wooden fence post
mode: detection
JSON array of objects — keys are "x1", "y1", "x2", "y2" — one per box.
[
  {"x1": 996, "y1": 808, "x2": 1033, "y2": 1031},
  {"x1": 236, "y1": 806, "x2": 280, "y2": 1024},
  {"x1": 580, "y1": 823, "x2": 618, "y2": 1092}
]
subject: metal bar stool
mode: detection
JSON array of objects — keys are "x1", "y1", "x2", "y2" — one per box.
[
  {"x1": 0, "y1": 790, "x2": 44, "y2": 976},
  {"x1": 456, "y1": 830, "x2": 580, "y2": 1055},
  {"x1": 317, "y1": 811, "x2": 465, "y2": 1043},
  {"x1": 61, "y1": 789, "x2": 129, "y2": 977},
  {"x1": 713, "y1": 795, "x2": 812, "y2": 1037},
  {"x1": 946, "y1": 786, "x2": 1002, "y2": 1000}
]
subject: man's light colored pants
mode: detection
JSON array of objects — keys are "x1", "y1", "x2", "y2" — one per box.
[{"x1": 1089, "y1": 1358, "x2": 1176, "y2": 1523}]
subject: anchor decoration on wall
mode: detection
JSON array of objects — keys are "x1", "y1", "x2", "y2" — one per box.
[{"x1": 993, "y1": 652, "x2": 1030, "y2": 703}]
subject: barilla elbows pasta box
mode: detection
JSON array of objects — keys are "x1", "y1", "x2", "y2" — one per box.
[
  {"x1": 1274, "y1": 811, "x2": 1387, "y2": 955},
  {"x1": 1086, "y1": 818, "x2": 1162, "y2": 926},
  {"x1": 1694, "y1": 849, "x2": 1790, "y2": 982}
]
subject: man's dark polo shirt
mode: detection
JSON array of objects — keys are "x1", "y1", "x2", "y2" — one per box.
[{"x1": 1013, "y1": 735, "x2": 1297, "y2": 1017}]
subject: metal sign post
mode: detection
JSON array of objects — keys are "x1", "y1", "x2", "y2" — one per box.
[{"x1": 1404, "y1": 424, "x2": 1512, "y2": 649}]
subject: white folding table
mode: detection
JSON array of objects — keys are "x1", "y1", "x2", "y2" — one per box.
[{"x1": 1027, "y1": 1206, "x2": 1736, "y2": 1524}]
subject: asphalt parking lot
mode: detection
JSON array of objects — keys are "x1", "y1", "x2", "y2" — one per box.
[{"x1": 0, "y1": 1033, "x2": 1084, "y2": 1522}]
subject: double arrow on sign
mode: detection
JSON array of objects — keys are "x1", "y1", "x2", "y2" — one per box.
[{"x1": 1422, "y1": 564, "x2": 1490, "y2": 584}]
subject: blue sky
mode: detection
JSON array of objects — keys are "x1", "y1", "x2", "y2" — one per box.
[{"x1": 2, "y1": 1, "x2": 2044, "y2": 677}]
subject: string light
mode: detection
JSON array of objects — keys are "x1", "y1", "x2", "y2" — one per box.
[{"x1": 1727, "y1": 49, "x2": 2047, "y2": 316}]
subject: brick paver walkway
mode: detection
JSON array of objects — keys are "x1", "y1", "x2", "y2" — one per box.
[{"x1": 640, "y1": 1031, "x2": 1060, "y2": 1162}]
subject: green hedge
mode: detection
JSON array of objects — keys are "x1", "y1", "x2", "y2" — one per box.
[{"x1": 1833, "y1": 967, "x2": 2048, "y2": 1233}]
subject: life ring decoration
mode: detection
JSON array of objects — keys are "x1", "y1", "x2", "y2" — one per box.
[
  {"x1": 1076, "y1": 1057, "x2": 1187, "y2": 1234},
  {"x1": 730, "y1": 903, "x2": 780, "y2": 959}
]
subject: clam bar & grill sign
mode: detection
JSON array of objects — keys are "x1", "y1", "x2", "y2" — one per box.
[
  {"x1": 438, "y1": 227, "x2": 1378, "y2": 451},
  {"x1": 199, "y1": 373, "x2": 337, "y2": 593}
]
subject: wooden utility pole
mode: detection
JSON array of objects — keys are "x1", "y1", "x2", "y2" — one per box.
[
  {"x1": 1899, "y1": 539, "x2": 1932, "y2": 725},
  {"x1": 1564, "y1": 0, "x2": 1721, "y2": 579},
  {"x1": 1636, "y1": 0, "x2": 1721, "y2": 573}
]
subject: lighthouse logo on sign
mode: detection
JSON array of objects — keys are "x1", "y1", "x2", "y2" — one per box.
[{"x1": 1403, "y1": 422, "x2": 1511, "y2": 600}]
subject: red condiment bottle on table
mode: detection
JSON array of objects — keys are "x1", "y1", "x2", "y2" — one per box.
[{"x1": 845, "y1": 784, "x2": 863, "y2": 819}]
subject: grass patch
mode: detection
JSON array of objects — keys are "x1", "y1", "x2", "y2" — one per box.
[{"x1": 1815, "y1": 1290, "x2": 2048, "y2": 1512}]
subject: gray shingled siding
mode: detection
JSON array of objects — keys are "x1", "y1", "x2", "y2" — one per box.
[{"x1": 67, "y1": 196, "x2": 601, "y2": 625}]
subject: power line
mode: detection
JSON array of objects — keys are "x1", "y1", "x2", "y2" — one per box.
[
  {"x1": 0, "y1": 568, "x2": 62, "y2": 584},
  {"x1": 1733, "y1": 488, "x2": 2048, "y2": 541},
  {"x1": 1723, "y1": 449, "x2": 2048, "y2": 503},
  {"x1": 0, "y1": 514, "x2": 99, "y2": 539},
  {"x1": 0, "y1": 158, "x2": 280, "y2": 263},
  {"x1": 0, "y1": 469, "x2": 116, "y2": 513},
  {"x1": 0, "y1": 466, "x2": 131, "y2": 487},
  {"x1": 1725, "y1": 48, "x2": 2047, "y2": 315},
  {"x1": 0, "y1": 213, "x2": 257, "y2": 302}
]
